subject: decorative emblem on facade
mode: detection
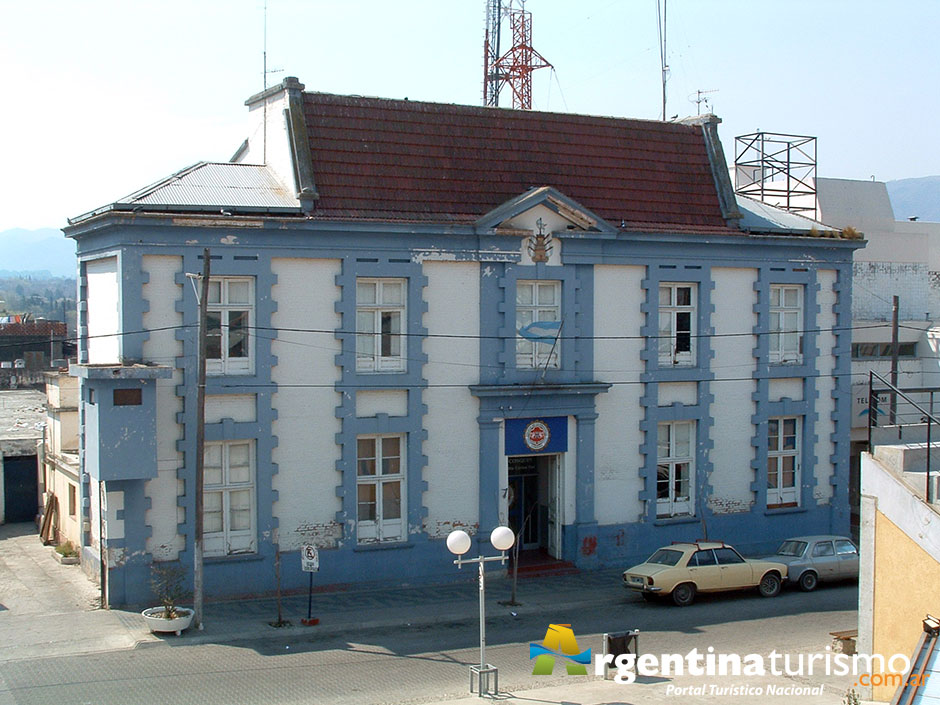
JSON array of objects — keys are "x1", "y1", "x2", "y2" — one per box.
[
  {"x1": 527, "y1": 218, "x2": 554, "y2": 263},
  {"x1": 524, "y1": 419, "x2": 551, "y2": 451}
]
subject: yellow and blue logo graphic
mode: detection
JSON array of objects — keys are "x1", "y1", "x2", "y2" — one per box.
[{"x1": 529, "y1": 624, "x2": 592, "y2": 675}]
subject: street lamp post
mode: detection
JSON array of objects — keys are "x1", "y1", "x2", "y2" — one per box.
[{"x1": 446, "y1": 525, "x2": 515, "y2": 697}]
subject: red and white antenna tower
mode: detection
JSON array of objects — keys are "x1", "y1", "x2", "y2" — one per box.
[{"x1": 482, "y1": 0, "x2": 552, "y2": 110}]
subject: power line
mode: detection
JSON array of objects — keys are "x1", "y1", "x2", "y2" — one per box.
[{"x1": 0, "y1": 321, "x2": 893, "y2": 354}]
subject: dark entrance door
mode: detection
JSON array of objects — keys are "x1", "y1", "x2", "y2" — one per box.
[
  {"x1": 3, "y1": 455, "x2": 39, "y2": 523},
  {"x1": 508, "y1": 456, "x2": 540, "y2": 549}
]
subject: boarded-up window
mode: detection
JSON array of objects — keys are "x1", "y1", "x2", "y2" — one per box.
[{"x1": 113, "y1": 388, "x2": 142, "y2": 406}]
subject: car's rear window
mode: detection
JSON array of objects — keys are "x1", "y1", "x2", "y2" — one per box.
[
  {"x1": 776, "y1": 540, "x2": 807, "y2": 557},
  {"x1": 647, "y1": 549, "x2": 683, "y2": 566}
]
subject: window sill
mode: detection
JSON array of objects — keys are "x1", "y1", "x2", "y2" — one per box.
[
  {"x1": 653, "y1": 515, "x2": 699, "y2": 526},
  {"x1": 353, "y1": 541, "x2": 414, "y2": 553},
  {"x1": 204, "y1": 552, "x2": 264, "y2": 564},
  {"x1": 764, "y1": 505, "x2": 806, "y2": 516}
]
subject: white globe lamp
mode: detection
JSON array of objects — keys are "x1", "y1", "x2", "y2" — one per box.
[
  {"x1": 446, "y1": 529, "x2": 472, "y2": 556},
  {"x1": 490, "y1": 525, "x2": 515, "y2": 552}
]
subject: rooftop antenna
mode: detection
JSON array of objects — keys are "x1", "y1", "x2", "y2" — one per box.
[
  {"x1": 484, "y1": 0, "x2": 552, "y2": 110},
  {"x1": 691, "y1": 89, "x2": 718, "y2": 115},
  {"x1": 262, "y1": 0, "x2": 283, "y2": 163},
  {"x1": 657, "y1": 0, "x2": 668, "y2": 120}
]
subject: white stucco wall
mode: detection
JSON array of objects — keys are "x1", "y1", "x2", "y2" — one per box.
[
  {"x1": 422, "y1": 261, "x2": 480, "y2": 537},
  {"x1": 237, "y1": 90, "x2": 296, "y2": 197},
  {"x1": 769, "y1": 378, "x2": 803, "y2": 402},
  {"x1": 270, "y1": 258, "x2": 342, "y2": 551},
  {"x1": 813, "y1": 270, "x2": 837, "y2": 504},
  {"x1": 141, "y1": 255, "x2": 185, "y2": 559},
  {"x1": 355, "y1": 391, "x2": 408, "y2": 418},
  {"x1": 85, "y1": 256, "x2": 120, "y2": 363},
  {"x1": 659, "y1": 382, "x2": 697, "y2": 406},
  {"x1": 205, "y1": 394, "x2": 257, "y2": 424},
  {"x1": 593, "y1": 265, "x2": 645, "y2": 524},
  {"x1": 709, "y1": 267, "x2": 758, "y2": 514}
]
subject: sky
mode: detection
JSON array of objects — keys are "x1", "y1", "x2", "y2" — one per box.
[{"x1": 2, "y1": 0, "x2": 938, "y2": 232}]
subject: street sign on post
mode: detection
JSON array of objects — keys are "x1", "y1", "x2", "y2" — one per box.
[
  {"x1": 301, "y1": 544, "x2": 319, "y2": 626},
  {"x1": 301, "y1": 544, "x2": 319, "y2": 572}
]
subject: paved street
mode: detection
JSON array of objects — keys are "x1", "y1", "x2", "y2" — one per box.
[{"x1": 0, "y1": 523, "x2": 865, "y2": 704}]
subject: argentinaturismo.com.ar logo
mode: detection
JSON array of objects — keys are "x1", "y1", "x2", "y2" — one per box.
[{"x1": 530, "y1": 624, "x2": 592, "y2": 675}]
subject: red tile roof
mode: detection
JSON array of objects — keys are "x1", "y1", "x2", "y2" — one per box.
[
  {"x1": 303, "y1": 93, "x2": 734, "y2": 232},
  {"x1": 0, "y1": 321, "x2": 66, "y2": 337}
]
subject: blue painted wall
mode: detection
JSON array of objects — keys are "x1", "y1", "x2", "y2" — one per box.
[{"x1": 69, "y1": 215, "x2": 862, "y2": 604}]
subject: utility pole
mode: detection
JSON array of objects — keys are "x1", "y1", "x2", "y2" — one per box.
[
  {"x1": 193, "y1": 248, "x2": 211, "y2": 629},
  {"x1": 890, "y1": 295, "x2": 899, "y2": 426}
]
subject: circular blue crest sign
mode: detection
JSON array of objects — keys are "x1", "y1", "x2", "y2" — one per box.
[{"x1": 523, "y1": 420, "x2": 551, "y2": 452}]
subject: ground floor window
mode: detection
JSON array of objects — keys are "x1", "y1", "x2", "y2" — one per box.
[
  {"x1": 657, "y1": 420, "x2": 694, "y2": 517},
  {"x1": 767, "y1": 417, "x2": 800, "y2": 508},
  {"x1": 356, "y1": 435, "x2": 405, "y2": 543},
  {"x1": 204, "y1": 440, "x2": 256, "y2": 556}
]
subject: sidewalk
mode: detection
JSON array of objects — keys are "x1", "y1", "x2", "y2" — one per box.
[
  {"x1": 0, "y1": 521, "x2": 617, "y2": 658},
  {"x1": 0, "y1": 523, "x2": 877, "y2": 704}
]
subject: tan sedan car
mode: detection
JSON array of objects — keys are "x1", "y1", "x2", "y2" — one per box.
[{"x1": 622, "y1": 541, "x2": 789, "y2": 606}]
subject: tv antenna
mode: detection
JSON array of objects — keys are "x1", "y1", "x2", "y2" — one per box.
[
  {"x1": 657, "y1": 0, "x2": 668, "y2": 120},
  {"x1": 262, "y1": 0, "x2": 283, "y2": 163},
  {"x1": 691, "y1": 89, "x2": 718, "y2": 115}
]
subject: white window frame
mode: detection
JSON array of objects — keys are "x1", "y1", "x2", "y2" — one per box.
[
  {"x1": 356, "y1": 434, "x2": 406, "y2": 543},
  {"x1": 356, "y1": 279, "x2": 407, "y2": 373},
  {"x1": 767, "y1": 416, "x2": 800, "y2": 507},
  {"x1": 516, "y1": 280, "x2": 561, "y2": 370},
  {"x1": 206, "y1": 277, "x2": 254, "y2": 376},
  {"x1": 656, "y1": 420, "x2": 695, "y2": 517},
  {"x1": 658, "y1": 283, "x2": 696, "y2": 367},
  {"x1": 203, "y1": 440, "x2": 257, "y2": 557},
  {"x1": 769, "y1": 285, "x2": 803, "y2": 364}
]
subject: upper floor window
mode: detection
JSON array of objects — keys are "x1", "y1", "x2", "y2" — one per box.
[
  {"x1": 207, "y1": 277, "x2": 253, "y2": 376},
  {"x1": 356, "y1": 279, "x2": 406, "y2": 373},
  {"x1": 657, "y1": 420, "x2": 694, "y2": 518},
  {"x1": 769, "y1": 285, "x2": 802, "y2": 364},
  {"x1": 204, "y1": 440, "x2": 257, "y2": 556},
  {"x1": 659, "y1": 283, "x2": 696, "y2": 367},
  {"x1": 851, "y1": 342, "x2": 917, "y2": 359},
  {"x1": 516, "y1": 280, "x2": 561, "y2": 370},
  {"x1": 767, "y1": 416, "x2": 800, "y2": 508},
  {"x1": 356, "y1": 435, "x2": 405, "y2": 543}
]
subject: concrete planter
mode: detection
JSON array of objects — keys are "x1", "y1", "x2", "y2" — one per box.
[
  {"x1": 141, "y1": 607, "x2": 195, "y2": 636},
  {"x1": 52, "y1": 550, "x2": 79, "y2": 565}
]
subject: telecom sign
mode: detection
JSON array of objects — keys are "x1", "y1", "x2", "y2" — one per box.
[{"x1": 301, "y1": 544, "x2": 319, "y2": 572}]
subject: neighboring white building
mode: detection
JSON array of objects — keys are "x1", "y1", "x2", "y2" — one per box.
[
  {"x1": 40, "y1": 371, "x2": 81, "y2": 548},
  {"x1": 815, "y1": 177, "x2": 940, "y2": 537}
]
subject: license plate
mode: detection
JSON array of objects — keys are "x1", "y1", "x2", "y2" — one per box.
[{"x1": 630, "y1": 576, "x2": 643, "y2": 584}]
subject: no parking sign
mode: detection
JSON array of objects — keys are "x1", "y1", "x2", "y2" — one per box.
[{"x1": 301, "y1": 544, "x2": 319, "y2": 572}]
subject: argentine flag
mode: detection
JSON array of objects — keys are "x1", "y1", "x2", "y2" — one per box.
[{"x1": 518, "y1": 320, "x2": 562, "y2": 344}]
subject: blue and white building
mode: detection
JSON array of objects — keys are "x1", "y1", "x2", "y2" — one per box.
[{"x1": 65, "y1": 77, "x2": 865, "y2": 606}]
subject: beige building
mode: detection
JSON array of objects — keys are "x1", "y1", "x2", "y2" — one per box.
[
  {"x1": 40, "y1": 371, "x2": 81, "y2": 548},
  {"x1": 859, "y1": 442, "x2": 940, "y2": 701}
]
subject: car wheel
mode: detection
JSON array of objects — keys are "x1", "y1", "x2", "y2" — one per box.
[
  {"x1": 641, "y1": 592, "x2": 657, "y2": 603},
  {"x1": 671, "y1": 582, "x2": 696, "y2": 607},
  {"x1": 798, "y1": 571, "x2": 818, "y2": 592},
  {"x1": 758, "y1": 572, "x2": 782, "y2": 597}
]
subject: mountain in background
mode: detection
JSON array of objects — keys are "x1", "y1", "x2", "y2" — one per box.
[
  {"x1": 886, "y1": 176, "x2": 940, "y2": 223},
  {"x1": 0, "y1": 228, "x2": 75, "y2": 277}
]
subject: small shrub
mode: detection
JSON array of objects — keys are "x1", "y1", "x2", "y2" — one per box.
[
  {"x1": 150, "y1": 562, "x2": 188, "y2": 619},
  {"x1": 55, "y1": 541, "x2": 78, "y2": 558}
]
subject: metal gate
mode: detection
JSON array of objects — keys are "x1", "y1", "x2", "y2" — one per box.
[{"x1": 3, "y1": 455, "x2": 39, "y2": 523}]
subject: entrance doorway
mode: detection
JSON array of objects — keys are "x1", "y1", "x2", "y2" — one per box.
[{"x1": 507, "y1": 454, "x2": 561, "y2": 559}]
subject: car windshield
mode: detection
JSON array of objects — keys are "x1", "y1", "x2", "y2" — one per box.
[
  {"x1": 776, "y1": 540, "x2": 808, "y2": 557},
  {"x1": 647, "y1": 549, "x2": 683, "y2": 566}
]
